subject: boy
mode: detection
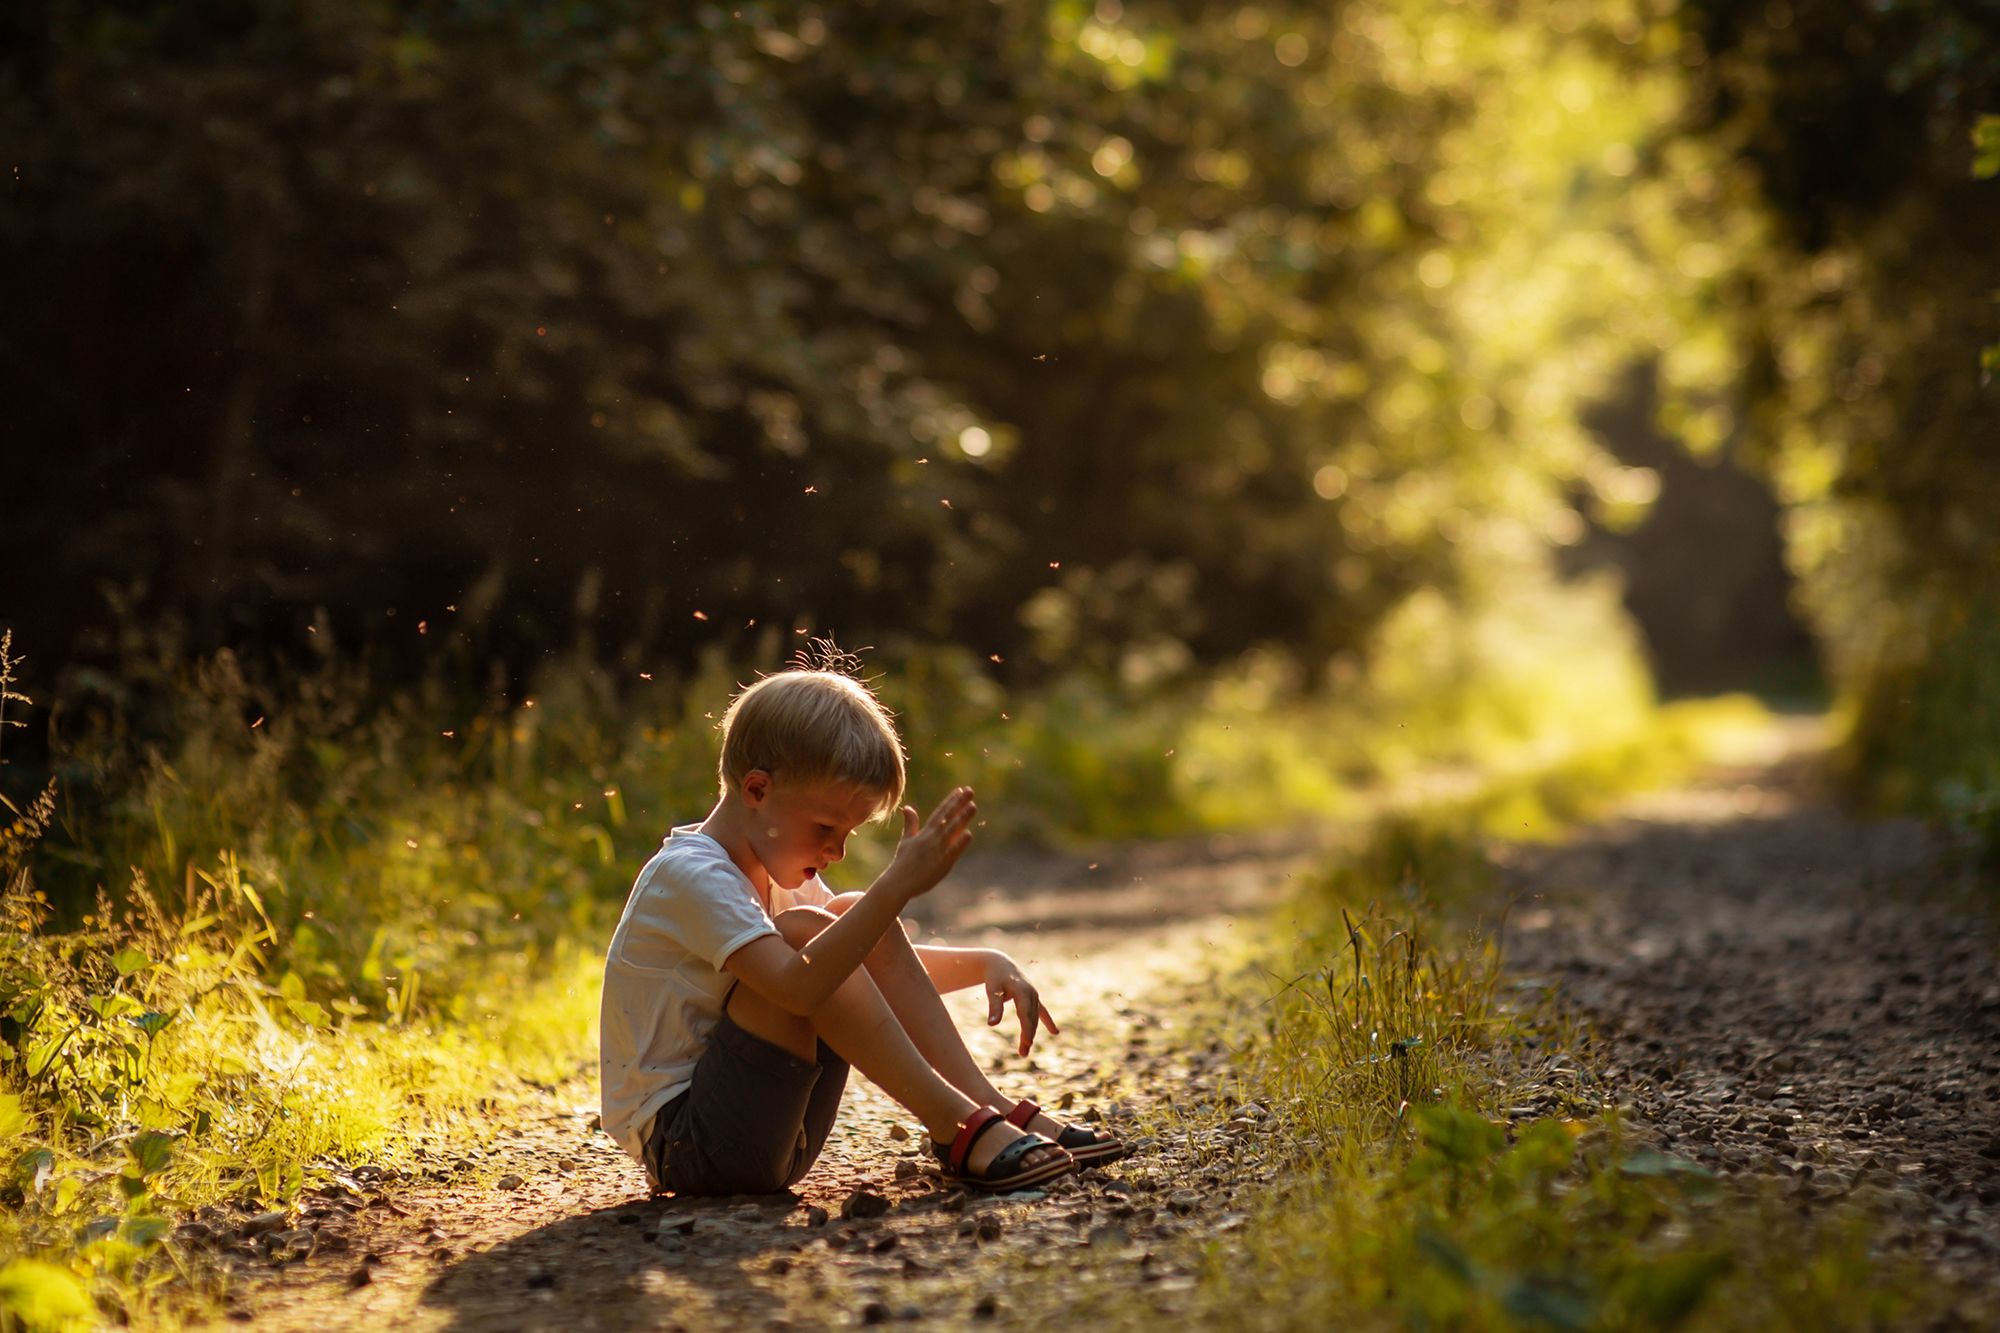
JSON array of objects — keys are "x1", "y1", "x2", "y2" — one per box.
[{"x1": 599, "y1": 660, "x2": 1122, "y2": 1195}]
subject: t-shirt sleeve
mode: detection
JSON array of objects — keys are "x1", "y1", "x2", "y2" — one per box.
[{"x1": 620, "y1": 852, "x2": 776, "y2": 972}]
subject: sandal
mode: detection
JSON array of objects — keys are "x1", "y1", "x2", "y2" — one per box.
[
  {"x1": 1006, "y1": 1098, "x2": 1126, "y2": 1166},
  {"x1": 931, "y1": 1107, "x2": 1075, "y2": 1192}
]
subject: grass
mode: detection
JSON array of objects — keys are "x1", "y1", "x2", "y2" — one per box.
[
  {"x1": 0, "y1": 572, "x2": 1771, "y2": 1327},
  {"x1": 1085, "y1": 730, "x2": 1976, "y2": 1331}
]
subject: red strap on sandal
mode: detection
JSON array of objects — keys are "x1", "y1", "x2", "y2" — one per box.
[
  {"x1": 946, "y1": 1107, "x2": 1004, "y2": 1175},
  {"x1": 1005, "y1": 1099, "x2": 1041, "y2": 1130}
]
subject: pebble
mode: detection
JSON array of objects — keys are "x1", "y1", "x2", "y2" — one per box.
[{"x1": 841, "y1": 1190, "x2": 891, "y2": 1221}]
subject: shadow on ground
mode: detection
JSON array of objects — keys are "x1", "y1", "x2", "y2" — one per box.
[{"x1": 418, "y1": 1192, "x2": 808, "y2": 1331}]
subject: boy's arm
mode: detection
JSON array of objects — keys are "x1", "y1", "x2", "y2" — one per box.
[
  {"x1": 723, "y1": 789, "x2": 976, "y2": 1015},
  {"x1": 724, "y1": 881, "x2": 912, "y2": 1014},
  {"x1": 918, "y1": 941, "x2": 1062, "y2": 1057},
  {"x1": 912, "y1": 943, "x2": 993, "y2": 993}
]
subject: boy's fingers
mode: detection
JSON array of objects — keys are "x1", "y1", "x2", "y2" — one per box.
[
  {"x1": 986, "y1": 989, "x2": 1004, "y2": 1026},
  {"x1": 1041, "y1": 1005, "x2": 1062, "y2": 1037},
  {"x1": 902, "y1": 805, "x2": 919, "y2": 837},
  {"x1": 1018, "y1": 994, "x2": 1040, "y2": 1055}
]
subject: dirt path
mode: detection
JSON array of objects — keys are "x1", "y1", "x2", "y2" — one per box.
[
  {"x1": 193, "y1": 726, "x2": 2000, "y2": 1327},
  {"x1": 196, "y1": 832, "x2": 1322, "y2": 1330},
  {"x1": 1500, "y1": 719, "x2": 2000, "y2": 1290}
]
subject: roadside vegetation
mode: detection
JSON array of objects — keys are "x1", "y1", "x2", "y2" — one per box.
[
  {"x1": 0, "y1": 571, "x2": 1710, "y2": 1327},
  {"x1": 1118, "y1": 760, "x2": 1962, "y2": 1331}
]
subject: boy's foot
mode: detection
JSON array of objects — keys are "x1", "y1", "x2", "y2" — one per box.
[
  {"x1": 931, "y1": 1108, "x2": 1075, "y2": 1192},
  {"x1": 1005, "y1": 1098, "x2": 1127, "y2": 1165}
]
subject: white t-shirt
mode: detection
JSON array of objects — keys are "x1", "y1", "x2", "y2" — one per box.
[{"x1": 597, "y1": 824, "x2": 834, "y2": 1161}]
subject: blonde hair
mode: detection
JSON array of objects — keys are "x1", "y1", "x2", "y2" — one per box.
[{"x1": 717, "y1": 653, "x2": 906, "y2": 816}]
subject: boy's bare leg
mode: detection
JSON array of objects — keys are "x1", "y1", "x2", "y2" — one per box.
[
  {"x1": 822, "y1": 896, "x2": 1075, "y2": 1141},
  {"x1": 724, "y1": 910, "x2": 1064, "y2": 1174}
]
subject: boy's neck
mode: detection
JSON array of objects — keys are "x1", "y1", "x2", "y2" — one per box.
[{"x1": 697, "y1": 795, "x2": 771, "y2": 900}]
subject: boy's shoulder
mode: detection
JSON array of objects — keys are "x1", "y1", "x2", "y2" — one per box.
[{"x1": 637, "y1": 825, "x2": 753, "y2": 898}]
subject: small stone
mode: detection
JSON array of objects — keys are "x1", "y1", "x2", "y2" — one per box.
[
  {"x1": 973, "y1": 1294, "x2": 1000, "y2": 1318},
  {"x1": 861, "y1": 1301, "x2": 892, "y2": 1325},
  {"x1": 1167, "y1": 1190, "x2": 1201, "y2": 1215},
  {"x1": 242, "y1": 1210, "x2": 289, "y2": 1236},
  {"x1": 347, "y1": 1266, "x2": 372, "y2": 1289},
  {"x1": 174, "y1": 1221, "x2": 219, "y2": 1248},
  {"x1": 893, "y1": 1159, "x2": 921, "y2": 1181},
  {"x1": 976, "y1": 1214, "x2": 1003, "y2": 1242},
  {"x1": 888, "y1": 1123, "x2": 910, "y2": 1142},
  {"x1": 804, "y1": 1205, "x2": 830, "y2": 1227},
  {"x1": 841, "y1": 1190, "x2": 891, "y2": 1221},
  {"x1": 497, "y1": 1173, "x2": 525, "y2": 1191}
]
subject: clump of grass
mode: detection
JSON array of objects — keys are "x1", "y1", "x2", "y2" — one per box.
[
  {"x1": 1, "y1": 638, "x2": 610, "y2": 1328},
  {"x1": 1152, "y1": 804, "x2": 1969, "y2": 1329}
]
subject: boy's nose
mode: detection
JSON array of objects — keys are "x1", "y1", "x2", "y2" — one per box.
[{"x1": 826, "y1": 838, "x2": 846, "y2": 863}]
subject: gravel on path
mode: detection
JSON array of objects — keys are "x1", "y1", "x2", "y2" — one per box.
[
  {"x1": 190, "y1": 839, "x2": 1313, "y2": 1331},
  {"x1": 1499, "y1": 720, "x2": 2000, "y2": 1292}
]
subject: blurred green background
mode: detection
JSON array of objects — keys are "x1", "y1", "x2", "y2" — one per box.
[{"x1": 2, "y1": 0, "x2": 1996, "y2": 883}]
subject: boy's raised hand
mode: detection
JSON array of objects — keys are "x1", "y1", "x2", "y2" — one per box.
[{"x1": 883, "y1": 786, "x2": 977, "y2": 900}]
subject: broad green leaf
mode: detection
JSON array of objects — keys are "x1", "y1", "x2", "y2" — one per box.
[
  {"x1": 122, "y1": 1215, "x2": 171, "y2": 1248},
  {"x1": 26, "y1": 1036, "x2": 63, "y2": 1078},
  {"x1": 0, "y1": 1258, "x2": 93, "y2": 1331},
  {"x1": 86, "y1": 993, "x2": 143, "y2": 1022},
  {"x1": 110, "y1": 947, "x2": 153, "y2": 977},
  {"x1": 0, "y1": 1092, "x2": 27, "y2": 1140},
  {"x1": 126, "y1": 1130, "x2": 176, "y2": 1177},
  {"x1": 287, "y1": 999, "x2": 332, "y2": 1029},
  {"x1": 75, "y1": 1216, "x2": 118, "y2": 1245},
  {"x1": 15, "y1": 1148, "x2": 56, "y2": 1197},
  {"x1": 129, "y1": 1010, "x2": 176, "y2": 1039}
]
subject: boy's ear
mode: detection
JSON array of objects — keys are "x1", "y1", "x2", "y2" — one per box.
[{"x1": 740, "y1": 769, "x2": 773, "y2": 805}]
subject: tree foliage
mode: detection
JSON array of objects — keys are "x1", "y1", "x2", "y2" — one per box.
[
  {"x1": 3, "y1": 0, "x2": 1698, "y2": 690},
  {"x1": 1663, "y1": 0, "x2": 2000, "y2": 807}
]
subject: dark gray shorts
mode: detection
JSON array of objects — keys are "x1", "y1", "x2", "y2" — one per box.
[{"x1": 642, "y1": 1010, "x2": 849, "y2": 1196}]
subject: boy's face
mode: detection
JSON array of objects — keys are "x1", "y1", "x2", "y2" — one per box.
[{"x1": 742, "y1": 773, "x2": 885, "y2": 890}]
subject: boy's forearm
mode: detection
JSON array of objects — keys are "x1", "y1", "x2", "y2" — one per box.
[{"x1": 915, "y1": 943, "x2": 990, "y2": 994}]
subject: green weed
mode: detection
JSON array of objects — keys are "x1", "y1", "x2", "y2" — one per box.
[{"x1": 1163, "y1": 795, "x2": 1964, "y2": 1330}]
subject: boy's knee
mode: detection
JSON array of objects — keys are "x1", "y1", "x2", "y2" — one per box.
[
  {"x1": 824, "y1": 892, "x2": 915, "y2": 950},
  {"x1": 774, "y1": 905, "x2": 837, "y2": 947}
]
